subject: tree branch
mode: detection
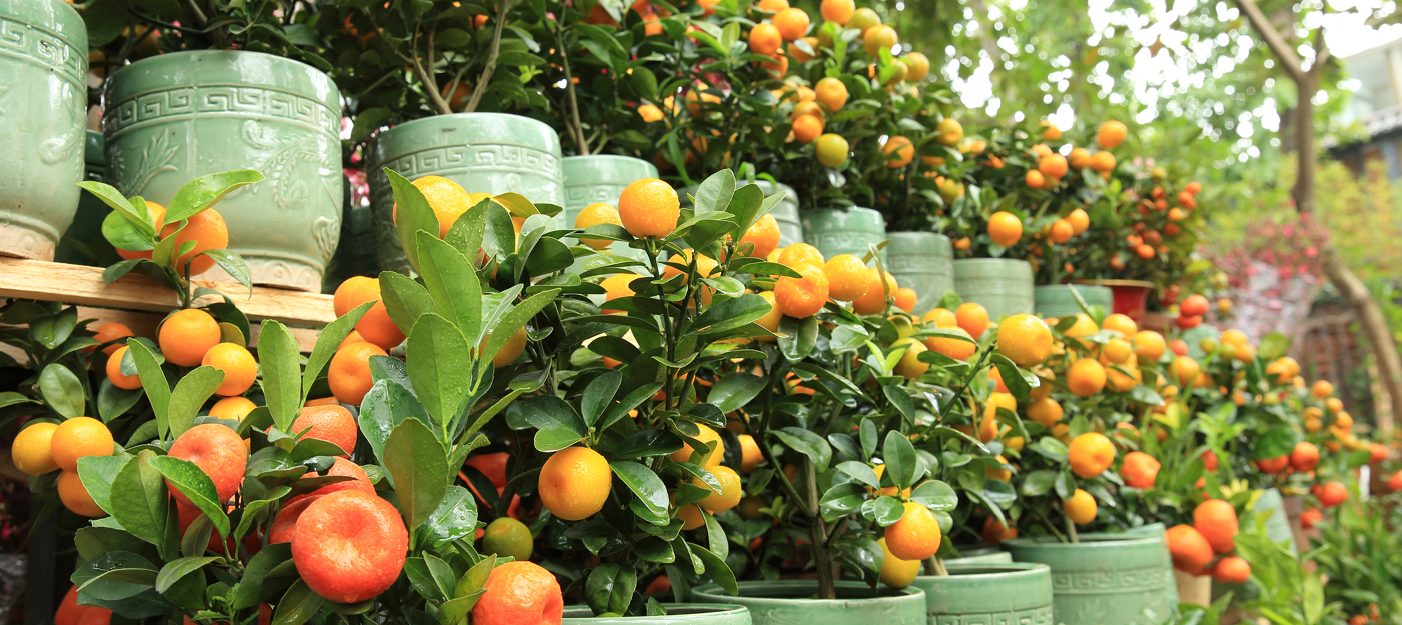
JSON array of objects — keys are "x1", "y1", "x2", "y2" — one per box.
[
  {"x1": 1231, "y1": 0, "x2": 1305, "y2": 81},
  {"x1": 413, "y1": 29, "x2": 455, "y2": 116},
  {"x1": 464, "y1": 0, "x2": 512, "y2": 113},
  {"x1": 553, "y1": 20, "x2": 590, "y2": 155},
  {"x1": 1311, "y1": 28, "x2": 1331, "y2": 73}
]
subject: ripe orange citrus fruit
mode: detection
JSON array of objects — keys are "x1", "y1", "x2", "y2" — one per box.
[
  {"x1": 1121, "y1": 451, "x2": 1160, "y2": 489},
  {"x1": 395, "y1": 175, "x2": 473, "y2": 237},
  {"x1": 486, "y1": 327, "x2": 529, "y2": 367},
  {"x1": 778, "y1": 242, "x2": 825, "y2": 270},
  {"x1": 748, "y1": 22, "x2": 782, "y2": 55},
  {"x1": 814, "y1": 77, "x2": 848, "y2": 112},
  {"x1": 1166, "y1": 524, "x2": 1214, "y2": 573},
  {"x1": 1170, "y1": 355, "x2": 1200, "y2": 387},
  {"x1": 1068, "y1": 432, "x2": 1115, "y2": 478},
  {"x1": 269, "y1": 494, "x2": 322, "y2": 544},
  {"x1": 86, "y1": 322, "x2": 133, "y2": 355},
  {"x1": 773, "y1": 8, "x2": 810, "y2": 40},
  {"x1": 671, "y1": 424, "x2": 724, "y2": 466},
  {"x1": 1026, "y1": 397, "x2": 1063, "y2": 427},
  {"x1": 158, "y1": 308, "x2": 221, "y2": 367},
  {"x1": 333, "y1": 276, "x2": 373, "y2": 318},
  {"x1": 791, "y1": 113, "x2": 823, "y2": 144},
  {"x1": 823, "y1": 254, "x2": 868, "y2": 301},
  {"x1": 902, "y1": 52, "x2": 930, "y2": 81},
  {"x1": 1212, "y1": 556, "x2": 1250, "y2": 584},
  {"x1": 740, "y1": 213, "x2": 782, "y2": 258},
  {"x1": 1193, "y1": 499, "x2": 1239, "y2": 553},
  {"x1": 1039, "y1": 153, "x2": 1068, "y2": 179},
  {"x1": 51, "y1": 417, "x2": 113, "y2": 473},
  {"x1": 167, "y1": 423, "x2": 247, "y2": 506},
  {"x1": 893, "y1": 338, "x2": 929, "y2": 380},
  {"x1": 201, "y1": 343, "x2": 257, "y2": 397},
  {"x1": 1066, "y1": 208, "x2": 1090, "y2": 234},
  {"x1": 677, "y1": 501, "x2": 708, "y2": 530},
  {"x1": 987, "y1": 211, "x2": 1022, "y2": 247},
  {"x1": 350, "y1": 279, "x2": 406, "y2": 350},
  {"x1": 291, "y1": 405, "x2": 358, "y2": 456},
  {"x1": 162, "y1": 209, "x2": 228, "y2": 277},
  {"x1": 292, "y1": 490, "x2": 408, "y2": 603},
  {"x1": 1100, "y1": 313, "x2": 1137, "y2": 337},
  {"x1": 105, "y1": 345, "x2": 143, "y2": 390},
  {"x1": 1067, "y1": 358, "x2": 1107, "y2": 397},
  {"x1": 471, "y1": 561, "x2": 563, "y2": 625},
  {"x1": 852, "y1": 268, "x2": 898, "y2": 315},
  {"x1": 923, "y1": 307, "x2": 956, "y2": 327},
  {"x1": 328, "y1": 341, "x2": 387, "y2": 406},
  {"x1": 884, "y1": 502, "x2": 941, "y2": 561},
  {"x1": 1064, "y1": 488, "x2": 1097, "y2": 525},
  {"x1": 755, "y1": 291, "x2": 782, "y2": 341},
  {"x1": 981, "y1": 516, "x2": 1017, "y2": 543},
  {"x1": 1132, "y1": 330, "x2": 1166, "y2": 361},
  {"x1": 820, "y1": 0, "x2": 854, "y2": 22},
  {"x1": 1049, "y1": 218, "x2": 1074, "y2": 243},
  {"x1": 738, "y1": 434, "x2": 763, "y2": 473},
  {"x1": 996, "y1": 314, "x2": 1051, "y2": 367},
  {"x1": 618, "y1": 178, "x2": 680, "y2": 239},
  {"x1": 1090, "y1": 150, "x2": 1116, "y2": 173},
  {"x1": 11, "y1": 421, "x2": 59, "y2": 476},
  {"x1": 863, "y1": 24, "x2": 897, "y2": 56},
  {"x1": 878, "y1": 537, "x2": 921, "y2": 589},
  {"x1": 1097, "y1": 120, "x2": 1128, "y2": 149},
  {"x1": 694, "y1": 465, "x2": 742, "y2": 512},
  {"x1": 290, "y1": 456, "x2": 374, "y2": 506},
  {"x1": 600, "y1": 273, "x2": 638, "y2": 314},
  {"x1": 883, "y1": 136, "x2": 914, "y2": 168},
  {"x1": 774, "y1": 265, "x2": 829, "y2": 318},
  {"x1": 815, "y1": 133, "x2": 849, "y2": 167},
  {"x1": 1312, "y1": 380, "x2": 1333, "y2": 398},
  {"x1": 892, "y1": 287, "x2": 917, "y2": 313},
  {"x1": 538, "y1": 446, "x2": 612, "y2": 520},
  {"x1": 58, "y1": 470, "x2": 105, "y2": 517},
  {"x1": 954, "y1": 302, "x2": 989, "y2": 339},
  {"x1": 574, "y1": 202, "x2": 622, "y2": 250}
]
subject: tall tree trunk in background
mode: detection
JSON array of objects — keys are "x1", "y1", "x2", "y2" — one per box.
[{"x1": 1234, "y1": 0, "x2": 1402, "y2": 433}]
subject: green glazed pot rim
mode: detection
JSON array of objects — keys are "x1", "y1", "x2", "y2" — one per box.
[
  {"x1": 922, "y1": 563, "x2": 1050, "y2": 580},
  {"x1": 563, "y1": 154, "x2": 654, "y2": 164},
  {"x1": 952, "y1": 258, "x2": 1033, "y2": 267},
  {"x1": 1033, "y1": 283, "x2": 1111, "y2": 291},
  {"x1": 886, "y1": 230, "x2": 951, "y2": 240},
  {"x1": 377, "y1": 111, "x2": 550, "y2": 136},
  {"x1": 691, "y1": 580, "x2": 923, "y2": 603},
  {"x1": 107, "y1": 49, "x2": 328, "y2": 85},
  {"x1": 561, "y1": 603, "x2": 750, "y2": 620},
  {"x1": 801, "y1": 206, "x2": 879, "y2": 215},
  {"x1": 1072, "y1": 278, "x2": 1155, "y2": 288},
  {"x1": 1003, "y1": 534, "x2": 1161, "y2": 548}
]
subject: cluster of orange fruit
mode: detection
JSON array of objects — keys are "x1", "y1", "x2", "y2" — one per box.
[
  {"x1": 1024, "y1": 121, "x2": 1124, "y2": 191},
  {"x1": 101, "y1": 309, "x2": 257, "y2": 399},
  {"x1": 1166, "y1": 500, "x2": 1250, "y2": 585},
  {"x1": 10, "y1": 416, "x2": 114, "y2": 517},
  {"x1": 113, "y1": 200, "x2": 229, "y2": 277}
]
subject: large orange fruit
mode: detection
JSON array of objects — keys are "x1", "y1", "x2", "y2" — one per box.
[
  {"x1": 1067, "y1": 432, "x2": 1114, "y2": 478},
  {"x1": 884, "y1": 502, "x2": 941, "y2": 561},
  {"x1": 1120, "y1": 451, "x2": 1160, "y2": 489},
  {"x1": 538, "y1": 447, "x2": 611, "y2": 521},
  {"x1": 269, "y1": 494, "x2": 322, "y2": 544},
  {"x1": 290, "y1": 405, "x2": 358, "y2": 456},
  {"x1": 201, "y1": 343, "x2": 257, "y2": 397},
  {"x1": 471, "y1": 561, "x2": 563, "y2": 625},
  {"x1": 158, "y1": 308, "x2": 221, "y2": 367},
  {"x1": 167, "y1": 424, "x2": 247, "y2": 506},
  {"x1": 1193, "y1": 499, "x2": 1238, "y2": 553},
  {"x1": 350, "y1": 279, "x2": 406, "y2": 350},
  {"x1": 292, "y1": 490, "x2": 408, "y2": 603},
  {"x1": 161, "y1": 209, "x2": 228, "y2": 276},
  {"x1": 618, "y1": 178, "x2": 679, "y2": 239},
  {"x1": 1166, "y1": 524, "x2": 1214, "y2": 573},
  {"x1": 328, "y1": 341, "x2": 388, "y2": 405},
  {"x1": 50, "y1": 417, "x2": 113, "y2": 473}
]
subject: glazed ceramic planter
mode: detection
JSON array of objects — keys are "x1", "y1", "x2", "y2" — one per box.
[
  {"x1": 944, "y1": 550, "x2": 1013, "y2": 565},
  {"x1": 952, "y1": 259, "x2": 1035, "y2": 322},
  {"x1": 54, "y1": 131, "x2": 109, "y2": 265},
  {"x1": 104, "y1": 50, "x2": 343, "y2": 291},
  {"x1": 563, "y1": 155, "x2": 658, "y2": 225},
  {"x1": 1005, "y1": 534, "x2": 1171, "y2": 625},
  {"x1": 561, "y1": 604, "x2": 752, "y2": 624},
  {"x1": 367, "y1": 112, "x2": 564, "y2": 274},
  {"x1": 800, "y1": 207, "x2": 886, "y2": 262},
  {"x1": 691, "y1": 581, "x2": 925, "y2": 625},
  {"x1": 1124, "y1": 522, "x2": 1180, "y2": 612},
  {"x1": 0, "y1": 0, "x2": 87, "y2": 260},
  {"x1": 911, "y1": 564, "x2": 1054, "y2": 623},
  {"x1": 1079, "y1": 280, "x2": 1156, "y2": 321},
  {"x1": 1258, "y1": 488, "x2": 1299, "y2": 555},
  {"x1": 888, "y1": 232, "x2": 954, "y2": 314},
  {"x1": 1034, "y1": 284, "x2": 1115, "y2": 319}
]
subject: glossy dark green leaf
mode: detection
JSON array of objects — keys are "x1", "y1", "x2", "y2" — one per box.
[
  {"x1": 778, "y1": 314, "x2": 818, "y2": 361},
  {"x1": 232, "y1": 543, "x2": 292, "y2": 609},
  {"x1": 387, "y1": 169, "x2": 439, "y2": 272},
  {"x1": 882, "y1": 431, "x2": 918, "y2": 490},
  {"x1": 1252, "y1": 426, "x2": 1302, "y2": 460},
  {"x1": 272, "y1": 580, "x2": 324, "y2": 625},
  {"x1": 581, "y1": 369, "x2": 622, "y2": 427},
  {"x1": 1020, "y1": 469, "x2": 1058, "y2": 497},
  {"x1": 691, "y1": 170, "x2": 735, "y2": 213},
  {"x1": 522, "y1": 395, "x2": 587, "y2": 452},
  {"x1": 167, "y1": 366, "x2": 224, "y2": 438},
  {"x1": 379, "y1": 270, "x2": 435, "y2": 337},
  {"x1": 690, "y1": 544, "x2": 738, "y2": 596},
  {"x1": 109, "y1": 451, "x2": 168, "y2": 548},
  {"x1": 149, "y1": 455, "x2": 230, "y2": 538},
  {"x1": 585, "y1": 563, "x2": 637, "y2": 615},
  {"x1": 257, "y1": 321, "x2": 302, "y2": 432},
  {"x1": 481, "y1": 288, "x2": 559, "y2": 373},
  {"x1": 78, "y1": 181, "x2": 148, "y2": 234},
  {"x1": 77, "y1": 455, "x2": 127, "y2": 516},
  {"x1": 417, "y1": 233, "x2": 483, "y2": 341},
  {"x1": 910, "y1": 480, "x2": 958, "y2": 511},
  {"x1": 773, "y1": 427, "x2": 831, "y2": 472},
  {"x1": 864, "y1": 495, "x2": 905, "y2": 526},
  {"x1": 613, "y1": 429, "x2": 683, "y2": 459},
  {"x1": 691, "y1": 293, "x2": 772, "y2": 336},
  {"x1": 154, "y1": 556, "x2": 219, "y2": 593},
  {"x1": 420, "y1": 485, "x2": 478, "y2": 548},
  {"x1": 164, "y1": 170, "x2": 264, "y2": 223},
  {"x1": 31, "y1": 307, "x2": 77, "y2": 349},
  {"x1": 383, "y1": 418, "x2": 448, "y2": 532},
  {"x1": 73, "y1": 551, "x2": 158, "y2": 600},
  {"x1": 611, "y1": 461, "x2": 668, "y2": 518},
  {"x1": 97, "y1": 379, "x2": 143, "y2": 422},
  {"x1": 883, "y1": 385, "x2": 915, "y2": 425},
  {"x1": 202, "y1": 249, "x2": 252, "y2": 290},
  {"x1": 39, "y1": 363, "x2": 84, "y2": 419},
  {"x1": 407, "y1": 313, "x2": 471, "y2": 433}
]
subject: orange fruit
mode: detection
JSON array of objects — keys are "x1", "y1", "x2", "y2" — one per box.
[
  {"x1": 638, "y1": 103, "x2": 664, "y2": 122},
  {"x1": 158, "y1": 308, "x2": 221, "y2": 367},
  {"x1": 877, "y1": 537, "x2": 920, "y2": 589},
  {"x1": 1166, "y1": 524, "x2": 1214, "y2": 573},
  {"x1": 823, "y1": 254, "x2": 868, "y2": 301},
  {"x1": 987, "y1": 211, "x2": 1022, "y2": 247},
  {"x1": 114, "y1": 201, "x2": 167, "y2": 260},
  {"x1": 847, "y1": 6, "x2": 880, "y2": 33},
  {"x1": 1097, "y1": 120, "x2": 1128, "y2": 149},
  {"x1": 1132, "y1": 330, "x2": 1166, "y2": 361},
  {"x1": 921, "y1": 326, "x2": 973, "y2": 361},
  {"x1": 290, "y1": 456, "x2": 375, "y2": 507},
  {"x1": 538, "y1": 446, "x2": 612, "y2": 520},
  {"x1": 600, "y1": 273, "x2": 638, "y2": 314},
  {"x1": 86, "y1": 322, "x2": 133, "y2": 355},
  {"x1": 1170, "y1": 356, "x2": 1200, "y2": 387},
  {"x1": 618, "y1": 178, "x2": 680, "y2": 239},
  {"x1": 55, "y1": 585, "x2": 112, "y2": 625},
  {"x1": 209, "y1": 396, "x2": 257, "y2": 421},
  {"x1": 738, "y1": 434, "x2": 763, "y2": 473},
  {"x1": 574, "y1": 202, "x2": 622, "y2": 250},
  {"x1": 1289, "y1": 441, "x2": 1320, "y2": 472},
  {"x1": 778, "y1": 242, "x2": 825, "y2": 270},
  {"x1": 167, "y1": 424, "x2": 247, "y2": 506},
  {"x1": 884, "y1": 502, "x2": 941, "y2": 561},
  {"x1": 395, "y1": 175, "x2": 473, "y2": 238},
  {"x1": 471, "y1": 561, "x2": 563, "y2": 625},
  {"x1": 773, "y1": 7, "x2": 810, "y2": 40},
  {"x1": 787, "y1": 37, "x2": 819, "y2": 62},
  {"x1": 819, "y1": 0, "x2": 854, "y2": 23},
  {"x1": 1039, "y1": 154, "x2": 1068, "y2": 179},
  {"x1": 894, "y1": 338, "x2": 930, "y2": 381},
  {"x1": 1212, "y1": 556, "x2": 1251, "y2": 584},
  {"x1": 291, "y1": 405, "x2": 358, "y2": 456},
  {"x1": 792, "y1": 114, "x2": 824, "y2": 144},
  {"x1": 161, "y1": 209, "x2": 228, "y2": 276},
  {"x1": 351, "y1": 279, "x2": 406, "y2": 350},
  {"x1": 1101, "y1": 313, "x2": 1137, "y2": 337},
  {"x1": 1026, "y1": 397, "x2": 1063, "y2": 427},
  {"x1": 755, "y1": 291, "x2": 783, "y2": 341},
  {"x1": 748, "y1": 22, "x2": 782, "y2": 55},
  {"x1": 1066, "y1": 208, "x2": 1090, "y2": 234},
  {"x1": 954, "y1": 302, "x2": 989, "y2": 339},
  {"x1": 981, "y1": 516, "x2": 1017, "y2": 543},
  {"x1": 1026, "y1": 170, "x2": 1045, "y2": 189},
  {"x1": 739, "y1": 214, "x2": 782, "y2": 260},
  {"x1": 333, "y1": 276, "x2": 373, "y2": 318},
  {"x1": 774, "y1": 265, "x2": 829, "y2": 318},
  {"x1": 892, "y1": 288, "x2": 917, "y2": 313},
  {"x1": 694, "y1": 465, "x2": 742, "y2": 512},
  {"x1": 671, "y1": 423, "x2": 723, "y2": 467},
  {"x1": 923, "y1": 307, "x2": 956, "y2": 327},
  {"x1": 51, "y1": 417, "x2": 113, "y2": 473},
  {"x1": 815, "y1": 133, "x2": 849, "y2": 167},
  {"x1": 58, "y1": 470, "x2": 105, "y2": 517},
  {"x1": 1068, "y1": 432, "x2": 1114, "y2": 478},
  {"x1": 486, "y1": 327, "x2": 528, "y2": 368},
  {"x1": 996, "y1": 314, "x2": 1051, "y2": 367},
  {"x1": 292, "y1": 491, "x2": 408, "y2": 603},
  {"x1": 790, "y1": 100, "x2": 825, "y2": 122},
  {"x1": 1312, "y1": 380, "x2": 1334, "y2": 398},
  {"x1": 1090, "y1": 150, "x2": 1116, "y2": 173},
  {"x1": 12, "y1": 421, "x2": 60, "y2": 476},
  {"x1": 1064, "y1": 488, "x2": 1097, "y2": 525},
  {"x1": 1314, "y1": 481, "x2": 1348, "y2": 507},
  {"x1": 1121, "y1": 451, "x2": 1160, "y2": 489},
  {"x1": 677, "y1": 502, "x2": 708, "y2": 530},
  {"x1": 466, "y1": 452, "x2": 510, "y2": 488},
  {"x1": 756, "y1": 0, "x2": 789, "y2": 11},
  {"x1": 814, "y1": 77, "x2": 848, "y2": 112},
  {"x1": 1067, "y1": 358, "x2": 1106, "y2": 397},
  {"x1": 328, "y1": 341, "x2": 387, "y2": 405},
  {"x1": 1327, "y1": 397, "x2": 1344, "y2": 413},
  {"x1": 902, "y1": 52, "x2": 930, "y2": 81},
  {"x1": 105, "y1": 345, "x2": 143, "y2": 390},
  {"x1": 883, "y1": 136, "x2": 914, "y2": 168},
  {"x1": 1049, "y1": 218, "x2": 1074, "y2": 244},
  {"x1": 1194, "y1": 499, "x2": 1239, "y2": 553},
  {"x1": 201, "y1": 343, "x2": 257, "y2": 397},
  {"x1": 862, "y1": 24, "x2": 897, "y2": 57},
  {"x1": 269, "y1": 494, "x2": 322, "y2": 544},
  {"x1": 1102, "y1": 338, "x2": 1132, "y2": 364},
  {"x1": 852, "y1": 269, "x2": 897, "y2": 315}
]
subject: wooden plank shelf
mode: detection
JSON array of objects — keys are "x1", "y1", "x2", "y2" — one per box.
[{"x1": 0, "y1": 258, "x2": 336, "y2": 353}]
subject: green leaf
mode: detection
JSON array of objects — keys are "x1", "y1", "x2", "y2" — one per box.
[
  {"x1": 155, "y1": 556, "x2": 219, "y2": 593},
  {"x1": 109, "y1": 451, "x2": 168, "y2": 548},
  {"x1": 836, "y1": 461, "x2": 881, "y2": 488},
  {"x1": 692, "y1": 169, "x2": 735, "y2": 213},
  {"x1": 692, "y1": 293, "x2": 773, "y2": 336},
  {"x1": 379, "y1": 271, "x2": 435, "y2": 339},
  {"x1": 164, "y1": 170, "x2": 264, "y2": 224},
  {"x1": 708, "y1": 373, "x2": 765, "y2": 414},
  {"x1": 272, "y1": 580, "x2": 325, "y2": 625},
  {"x1": 420, "y1": 486, "x2": 478, "y2": 549},
  {"x1": 1257, "y1": 332, "x2": 1291, "y2": 362},
  {"x1": 581, "y1": 370, "x2": 622, "y2": 427},
  {"x1": 778, "y1": 314, "x2": 818, "y2": 361},
  {"x1": 77, "y1": 455, "x2": 127, "y2": 516},
  {"x1": 359, "y1": 380, "x2": 430, "y2": 467},
  {"x1": 149, "y1": 455, "x2": 231, "y2": 538},
  {"x1": 202, "y1": 249, "x2": 252, "y2": 291},
  {"x1": 864, "y1": 495, "x2": 905, "y2": 526},
  {"x1": 97, "y1": 380, "x2": 144, "y2": 422},
  {"x1": 232, "y1": 543, "x2": 292, "y2": 609},
  {"x1": 383, "y1": 418, "x2": 449, "y2": 534},
  {"x1": 417, "y1": 233, "x2": 483, "y2": 341},
  {"x1": 0, "y1": 392, "x2": 38, "y2": 409},
  {"x1": 991, "y1": 354, "x2": 1034, "y2": 403},
  {"x1": 613, "y1": 429, "x2": 683, "y2": 459},
  {"x1": 1252, "y1": 426, "x2": 1301, "y2": 460},
  {"x1": 1020, "y1": 469, "x2": 1057, "y2": 497},
  {"x1": 520, "y1": 395, "x2": 588, "y2": 452},
  {"x1": 444, "y1": 197, "x2": 491, "y2": 264},
  {"x1": 303, "y1": 302, "x2": 373, "y2": 399},
  {"x1": 73, "y1": 551, "x2": 159, "y2": 600},
  {"x1": 78, "y1": 181, "x2": 150, "y2": 235},
  {"x1": 387, "y1": 168, "x2": 440, "y2": 272},
  {"x1": 690, "y1": 544, "x2": 738, "y2": 596},
  {"x1": 257, "y1": 321, "x2": 302, "y2": 432},
  {"x1": 167, "y1": 366, "x2": 224, "y2": 438},
  {"x1": 910, "y1": 480, "x2": 958, "y2": 511},
  {"x1": 39, "y1": 363, "x2": 84, "y2": 419},
  {"x1": 773, "y1": 427, "x2": 831, "y2": 472},
  {"x1": 31, "y1": 307, "x2": 77, "y2": 349},
  {"x1": 481, "y1": 289, "x2": 559, "y2": 373},
  {"x1": 611, "y1": 461, "x2": 668, "y2": 519},
  {"x1": 585, "y1": 564, "x2": 637, "y2": 615},
  {"x1": 882, "y1": 431, "x2": 918, "y2": 490},
  {"x1": 406, "y1": 313, "x2": 472, "y2": 433}
]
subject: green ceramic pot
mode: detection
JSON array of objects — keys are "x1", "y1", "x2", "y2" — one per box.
[
  {"x1": 943, "y1": 551, "x2": 1012, "y2": 565},
  {"x1": 800, "y1": 207, "x2": 886, "y2": 262},
  {"x1": 104, "y1": 50, "x2": 343, "y2": 292},
  {"x1": 1004, "y1": 534, "x2": 1170, "y2": 625},
  {"x1": 55, "y1": 131, "x2": 113, "y2": 266},
  {"x1": 368, "y1": 112, "x2": 564, "y2": 274},
  {"x1": 691, "y1": 581, "x2": 925, "y2": 625},
  {"x1": 561, "y1": 604, "x2": 752, "y2": 624},
  {"x1": 1123, "y1": 522, "x2": 1179, "y2": 614},
  {"x1": 887, "y1": 232, "x2": 953, "y2": 315},
  {"x1": 1034, "y1": 284, "x2": 1115, "y2": 319},
  {"x1": 912, "y1": 564, "x2": 1054, "y2": 623},
  {"x1": 0, "y1": 0, "x2": 87, "y2": 260},
  {"x1": 1256, "y1": 488, "x2": 1298, "y2": 555},
  {"x1": 952, "y1": 259, "x2": 1035, "y2": 321}
]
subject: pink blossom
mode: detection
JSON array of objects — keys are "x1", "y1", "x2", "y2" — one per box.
[{"x1": 1304, "y1": 246, "x2": 1317, "y2": 258}]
